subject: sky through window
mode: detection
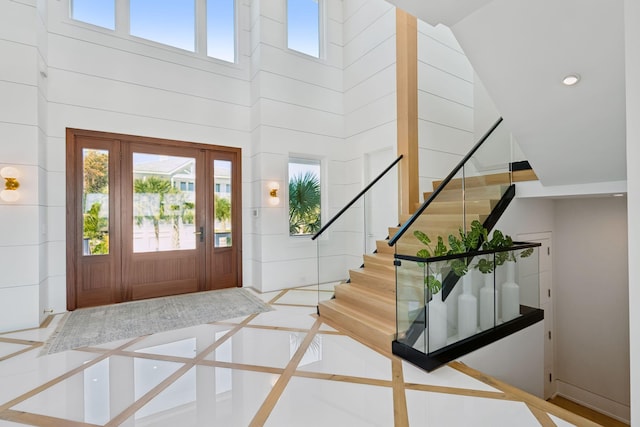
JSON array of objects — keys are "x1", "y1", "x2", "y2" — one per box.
[{"x1": 287, "y1": 0, "x2": 320, "y2": 58}]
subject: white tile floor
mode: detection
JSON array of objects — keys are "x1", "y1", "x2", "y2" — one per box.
[{"x1": 0, "y1": 286, "x2": 584, "y2": 426}]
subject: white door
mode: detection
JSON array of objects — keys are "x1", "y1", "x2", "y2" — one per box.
[
  {"x1": 518, "y1": 232, "x2": 554, "y2": 399},
  {"x1": 365, "y1": 148, "x2": 398, "y2": 253}
]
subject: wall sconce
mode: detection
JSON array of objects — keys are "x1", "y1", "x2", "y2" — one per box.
[
  {"x1": 0, "y1": 167, "x2": 20, "y2": 202},
  {"x1": 268, "y1": 182, "x2": 280, "y2": 206}
]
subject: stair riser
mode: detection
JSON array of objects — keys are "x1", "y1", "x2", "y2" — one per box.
[
  {"x1": 390, "y1": 228, "x2": 464, "y2": 242},
  {"x1": 362, "y1": 261, "x2": 395, "y2": 273},
  {"x1": 363, "y1": 254, "x2": 395, "y2": 270},
  {"x1": 423, "y1": 186, "x2": 506, "y2": 202},
  {"x1": 334, "y1": 286, "x2": 396, "y2": 323},
  {"x1": 318, "y1": 302, "x2": 394, "y2": 353},
  {"x1": 431, "y1": 172, "x2": 511, "y2": 191},
  {"x1": 376, "y1": 240, "x2": 395, "y2": 254},
  {"x1": 399, "y1": 215, "x2": 487, "y2": 228},
  {"x1": 349, "y1": 270, "x2": 395, "y2": 294}
]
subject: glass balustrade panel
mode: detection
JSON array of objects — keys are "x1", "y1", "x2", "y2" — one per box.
[
  {"x1": 316, "y1": 196, "x2": 366, "y2": 305},
  {"x1": 397, "y1": 245, "x2": 540, "y2": 356},
  {"x1": 463, "y1": 120, "x2": 512, "y2": 222}
]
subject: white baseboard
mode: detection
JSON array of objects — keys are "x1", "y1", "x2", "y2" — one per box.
[{"x1": 556, "y1": 380, "x2": 630, "y2": 424}]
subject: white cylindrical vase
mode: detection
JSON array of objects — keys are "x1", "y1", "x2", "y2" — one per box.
[
  {"x1": 457, "y1": 270, "x2": 478, "y2": 339},
  {"x1": 428, "y1": 287, "x2": 447, "y2": 352},
  {"x1": 479, "y1": 272, "x2": 498, "y2": 331},
  {"x1": 501, "y1": 261, "x2": 520, "y2": 322}
]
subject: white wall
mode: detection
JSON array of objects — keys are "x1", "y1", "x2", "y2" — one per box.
[
  {"x1": 460, "y1": 321, "x2": 544, "y2": 397},
  {"x1": 417, "y1": 23, "x2": 474, "y2": 197},
  {"x1": 249, "y1": 0, "x2": 347, "y2": 292},
  {"x1": 496, "y1": 194, "x2": 631, "y2": 421},
  {"x1": 554, "y1": 197, "x2": 630, "y2": 421},
  {"x1": 625, "y1": 0, "x2": 640, "y2": 424},
  {"x1": 0, "y1": 0, "x2": 43, "y2": 331},
  {"x1": 339, "y1": 0, "x2": 398, "y2": 277},
  {"x1": 494, "y1": 197, "x2": 555, "y2": 238}
]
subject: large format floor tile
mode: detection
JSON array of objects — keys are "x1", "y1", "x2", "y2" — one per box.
[
  {"x1": 0, "y1": 286, "x2": 597, "y2": 427},
  {"x1": 265, "y1": 376, "x2": 394, "y2": 427}
]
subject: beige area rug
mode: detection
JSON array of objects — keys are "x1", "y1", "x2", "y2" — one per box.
[{"x1": 42, "y1": 288, "x2": 271, "y2": 355}]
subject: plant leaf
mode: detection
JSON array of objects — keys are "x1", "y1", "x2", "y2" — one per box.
[
  {"x1": 476, "y1": 258, "x2": 494, "y2": 274},
  {"x1": 434, "y1": 236, "x2": 448, "y2": 257},
  {"x1": 426, "y1": 274, "x2": 442, "y2": 294},
  {"x1": 451, "y1": 259, "x2": 468, "y2": 277},
  {"x1": 520, "y1": 248, "x2": 534, "y2": 258},
  {"x1": 448, "y1": 234, "x2": 464, "y2": 254},
  {"x1": 413, "y1": 230, "x2": 431, "y2": 247},
  {"x1": 495, "y1": 251, "x2": 509, "y2": 266},
  {"x1": 417, "y1": 248, "x2": 431, "y2": 259}
]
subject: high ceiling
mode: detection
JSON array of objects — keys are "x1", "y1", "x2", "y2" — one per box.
[{"x1": 386, "y1": 0, "x2": 627, "y2": 187}]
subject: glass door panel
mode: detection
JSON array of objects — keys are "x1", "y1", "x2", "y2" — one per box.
[
  {"x1": 82, "y1": 148, "x2": 110, "y2": 256},
  {"x1": 213, "y1": 159, "x2": 232, "y2": 248},
  {"x1": 132, "y1": 153, "x2": 197, "y2": 253}
]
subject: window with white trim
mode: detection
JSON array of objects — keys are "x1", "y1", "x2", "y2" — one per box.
[
  {"x1": 288, "y1": 158, "x2": 321, "y2": 236},
  {"x1": 287, "y1": 0, "x2": 321, "y2": 58},
  {"x1": 71, "y1": 0, "x2": 115, "y2": 30},
  {"x1": 69, "y1": 0, "x2": 236, "y2": 63}
]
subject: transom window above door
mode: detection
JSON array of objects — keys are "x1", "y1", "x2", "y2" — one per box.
[{"x1": 70, "y1": 0, "x2": 236, "y2": 63}]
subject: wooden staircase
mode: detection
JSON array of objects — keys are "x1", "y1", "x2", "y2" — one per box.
[{"x1": 317, "y1": 172, "x2": 515, "y2": 353}]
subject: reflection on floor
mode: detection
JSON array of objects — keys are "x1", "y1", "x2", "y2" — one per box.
[{"x1": 0, "y1": 285, "x2": 599, "y2": 427}]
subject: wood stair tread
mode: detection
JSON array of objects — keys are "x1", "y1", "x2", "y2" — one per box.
[
  {"x1": 431, "y1": 172, "x2": 511, "y2": 190},
  {"x1": 318, "y1": 299, "x2": 396, "y2": 353},
  {"x1": 376, "y1": 240, "x2": 395, "y2": 254},
  {"x1": 334, "y1": 283, "x2": 396, "y2": 323},
  {"x1": 412, "y1": 199, "x2": 497, "y2": 214},
  {"x1": 363, "y1": 253, "x2": 395, "y2": 271},
  {"x1": 423, "y1": 184, "x2": 508, "y2": 202},
  {"x1": 399, "y1": 213, "x2": 487, "y2": 224},
  {"x1": 320, "y1": 299, "x2": 396, "y2": 333}
]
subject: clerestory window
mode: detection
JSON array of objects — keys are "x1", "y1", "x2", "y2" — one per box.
[
  {"x1": 70, "y1": 0, "x2": 236, "y2": 63},
  {"x1": 287, "y1": 0, "x2": 322, "y2": 58}
]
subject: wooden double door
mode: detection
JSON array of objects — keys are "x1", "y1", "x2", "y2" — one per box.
[{"x1": 66, "y1": 129, "x2": 242, "y2": 310}]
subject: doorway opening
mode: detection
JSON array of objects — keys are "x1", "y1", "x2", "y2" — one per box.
[{"x1": 66, "y1": 129, "x2": 242, "y2": 310}]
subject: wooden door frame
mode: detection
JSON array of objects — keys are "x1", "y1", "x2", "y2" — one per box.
[
  {"x1": 205, "y1": 149, "x2": 243, "y2": 290},
  {"x1": 66, "y1": 128, "x2": 243, "y2": 310}
]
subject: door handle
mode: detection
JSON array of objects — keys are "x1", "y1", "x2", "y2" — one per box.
[{"x1": 194, "y1": 226, "x2": 204, "y2": 242}]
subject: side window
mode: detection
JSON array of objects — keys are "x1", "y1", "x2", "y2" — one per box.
[
  {"x1": 287, "y1": 0, "x2": 321, "y2": 58},
  {"x1": 289, "y1": 158, "x2": 321, "y2": 236}
]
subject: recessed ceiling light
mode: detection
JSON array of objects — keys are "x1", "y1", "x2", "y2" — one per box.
[
  {"x1": 613, "y1": 193, "x2": 624, "y2": 197},
  {"x1": 562, "y1": 74, "x2": 580, "y2": 86}
]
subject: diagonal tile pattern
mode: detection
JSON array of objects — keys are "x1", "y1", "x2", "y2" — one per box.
[{"x1": 0, "y1": 285, "x2": 597, "y2": 426}]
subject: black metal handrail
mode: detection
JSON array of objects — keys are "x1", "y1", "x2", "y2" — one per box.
[
  {"x1": 394, "y1": 241, "x2": 540, "y2": 264},
  {"x1": 388, "y1": 117, "x2": 503, "y2": 246},
  {"x1": 312, "y1": 154, "x2": 403, "y2": 241}
]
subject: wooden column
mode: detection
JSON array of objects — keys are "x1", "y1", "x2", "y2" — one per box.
[{"x1": 396, "y1": 9, "x2": 419, "y2": 216}]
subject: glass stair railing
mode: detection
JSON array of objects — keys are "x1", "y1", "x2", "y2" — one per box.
[
  {"x1": 313, "y1": 155, "x2": 403, "y2": 351},
  {"x1": 388, "y1": 117, "x2": 545, "y2": 370},
  {"x1": 393, "y1": 240, "x2": 543, "y2": 371}
]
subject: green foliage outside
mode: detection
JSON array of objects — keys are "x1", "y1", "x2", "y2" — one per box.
[
  {"x1": 84, "y1": 150, "x2": 109, "y2": 194},
  {"x1": 83, "y1": 202, "x2": 109, "y2": 254},
  {"x1": 134, "y1": 176, "x2": 179, "y2": 249},
  {"x1": 83, "y1": 150, "x2": 109, "y2": 254},
  {"x1": 215, "y1": 195, "x2": 231, "y2": 225},
  {"x1": 289, "y1": 171, "x2": 321, "y2": 235}
]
